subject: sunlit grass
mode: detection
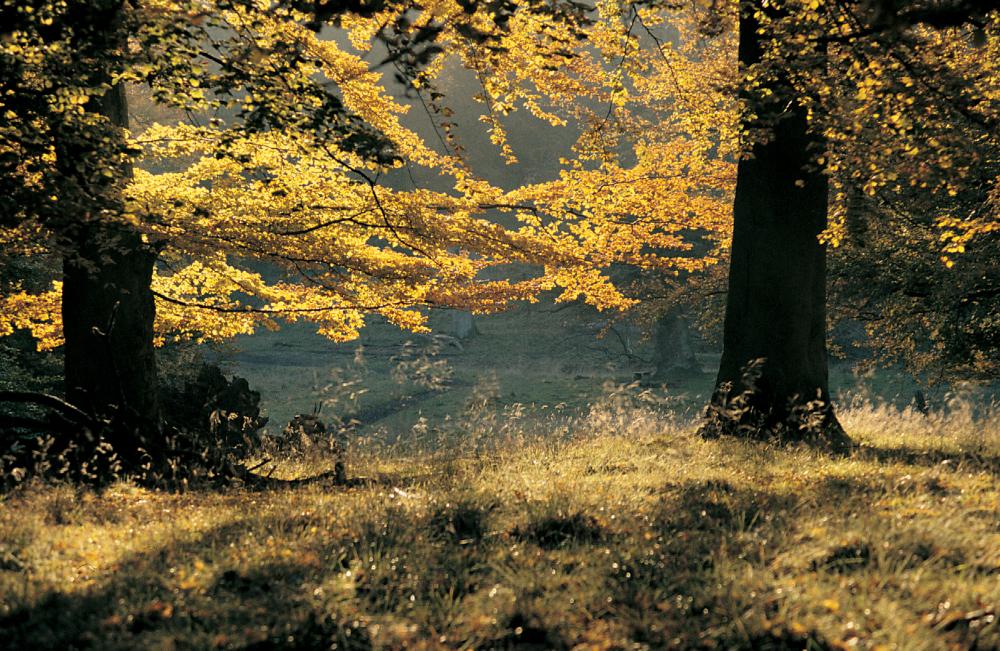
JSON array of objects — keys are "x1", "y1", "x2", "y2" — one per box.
[{"x1": 2, "y1": 392, "x2": 998, "y2": 649}]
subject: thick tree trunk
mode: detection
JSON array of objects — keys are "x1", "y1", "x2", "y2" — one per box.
[
  {"x1": 61, "y1": 80, "x2": 163, "y2": 467},
  {"x1": 62, "y1": 225, "x2": 159, "y2": 423},
  {"x1": 702, "y1": 3, "x2": 851, "y2": 448}
]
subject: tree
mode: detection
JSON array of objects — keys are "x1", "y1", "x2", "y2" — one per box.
[
  {"x1": 1, "y1": 0, "x2": 733, "y2": 477},
  {"x1": 0, "y1": 1, "x2": 168, "y2": 471},
  {"x1": 704, "y1": 0, "x2": 998, "y2": 443},
  {"x1": 701, "y1": 0, "x2": 848, "y2": 443}
]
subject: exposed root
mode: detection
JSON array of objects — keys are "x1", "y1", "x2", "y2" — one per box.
[{"x1": 225, "y1": 460, "x2": 351, "y2": 490}]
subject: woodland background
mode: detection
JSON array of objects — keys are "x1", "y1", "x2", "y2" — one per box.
[{"x1": 1, "y1": 0, "x2": 999, "y2": 648}]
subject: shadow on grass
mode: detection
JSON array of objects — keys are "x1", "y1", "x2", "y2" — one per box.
[
  {"x1": 0, "y1": 514, "x2": 359, "y2": 650},
  {"x1": 597, "y1": 479, "x2": 839, "y2": 649},
  {"x1": 511, "y1": 511, "x2": 606, "y2": 550},
  {"x1": 0, "y1": 485, "x2": 812, "y2": 650},
  {"x1": 0, "y1": 488, "x2": 502, "y2": 650},
  {"x1": 1, "y1": 469, "x2": 977, "y2": 650},
  {"x1": 856, "y1": 443, "x2": 1000, "y2": 476}
]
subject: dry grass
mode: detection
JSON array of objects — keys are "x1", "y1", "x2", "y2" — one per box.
[{"x1": 1, "y1": 390, "x2": 998, "y2": 650}]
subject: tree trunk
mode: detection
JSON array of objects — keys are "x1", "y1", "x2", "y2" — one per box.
[
  {"x1": 62, "y1": 225, "x2": 159, "y2": 421},
  {"x1": 61, "y1": 78, "x2": 164, "y2": 467},
  {"x1": 450, "y1": 310, "x2": 478, "y2": 340},
  {"x1": 651, "y1": 310, "x2": 700, "y2": 380},
  {"x1": 702, "y1": 3, "x2": 851, "y2": 448}
]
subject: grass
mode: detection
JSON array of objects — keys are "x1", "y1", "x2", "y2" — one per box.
[
  {"x1": 216, "y1": 299, "x2": 972, "y2": 443},
  {"x1": 2, "y1": 391, "x2": 998, "y2": 650},
  {"x1": 217, "y1": 303, "x2": 656, "y2": 437}
]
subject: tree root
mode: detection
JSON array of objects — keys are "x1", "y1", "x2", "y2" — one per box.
[
  {"x1": 698, "y1": 408, "x2": 857, "y2": 456},
  {"x1": 223, "y1": 460, "x2": 350, "y2": 490}
]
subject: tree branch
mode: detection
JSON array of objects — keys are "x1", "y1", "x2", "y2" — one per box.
[{"x1": 0, "y1": 391, "x2": 93, "y2": 422}]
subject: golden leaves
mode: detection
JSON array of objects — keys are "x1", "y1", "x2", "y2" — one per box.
[
  {"x1": 0, "y1": 283, "x2": 63, "y2": 351},
  {"x1": 3, "y1": 0, "x2": 743, "y2": 349}
]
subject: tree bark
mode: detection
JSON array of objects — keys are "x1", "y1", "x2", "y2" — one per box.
[
  {"x1": 62, "y1": 223, "x2": 159, "y2": 424},
  {"x1": 60, "y1": 70, "x2": 163, "y2": 466},
  {"x1": 702, "y1": 2, "x2": 851, "y2": 448}
]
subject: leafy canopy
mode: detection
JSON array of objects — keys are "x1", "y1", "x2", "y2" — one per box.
[
  {"x1": 1, "y1": 0, "x2": 996, "y2": 373},
  {"x1": 0, "y1": 0, "x2": 735, "y2": 349}
]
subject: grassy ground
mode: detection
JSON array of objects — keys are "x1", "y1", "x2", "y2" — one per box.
[
  {"x1": 215, "y1": 302, "x2": 713, "y2": 439},
  {"x1": 2, "y1": 394, "x2": 998, "y2": 650},
  {"x1": 215, "y1": 300, "x2": 959, "y2": 444}
]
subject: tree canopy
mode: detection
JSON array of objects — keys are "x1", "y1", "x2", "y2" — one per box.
[
  {"x1": 0, "y1": 0, "x2": 736, "y2": 350},
  {"x1": 0, "y1": 0, "x2": 997, "y2": 457}
]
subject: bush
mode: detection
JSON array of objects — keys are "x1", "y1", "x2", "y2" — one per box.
[{"x1": 0, "y1": 354, "x2": 269, "y2": 489}]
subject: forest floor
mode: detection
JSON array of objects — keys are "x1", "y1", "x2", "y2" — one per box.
[
  {"x1": 2, "y1": 396, "x2": 998, "y2": 650},
  {"x1": 209, "y1": 299, "x2": 946, "y2": 442}
]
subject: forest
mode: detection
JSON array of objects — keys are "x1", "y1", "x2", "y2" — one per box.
[{"x1": 0, "y1": 0, "x2": 998, "y2": 648}]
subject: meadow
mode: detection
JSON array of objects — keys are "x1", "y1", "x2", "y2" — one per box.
[
  {"x1": 213, "y1": 301, "x2": 934, "y2": 444},
  {"x1": 1, "y1": 388, "x2": 998, "y2": 650}
]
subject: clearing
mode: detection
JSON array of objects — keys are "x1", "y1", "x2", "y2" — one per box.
[{"x1": 1, "y1": 396, "x2": 998, "y2": 650}]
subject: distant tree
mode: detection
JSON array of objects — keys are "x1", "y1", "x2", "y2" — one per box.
[{"x1": 651, "y1": 310, "x2": 700, "y2": 379}]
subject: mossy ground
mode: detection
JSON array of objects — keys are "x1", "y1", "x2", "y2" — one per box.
[{"x1": 2, "y1": 394, "x2": 998, "y2": 650}]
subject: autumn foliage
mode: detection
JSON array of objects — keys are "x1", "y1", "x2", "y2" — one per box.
[
  {"x1": 0, "y1": 0, "x2": 736, "y2": 350},
  {"x1": 1, "y1": 0, "x2": 997, "y2": 438}
]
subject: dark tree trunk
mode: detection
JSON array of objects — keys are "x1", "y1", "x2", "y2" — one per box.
[
  {"x1": 61, "y1": 80, "x2": 164, "y2": 467},
  {"x1": 702, "y1": 3, "x2": 851, "y2": 448},
  {"x1": 62, "y1": 224, "x2": 160, "y2": 422}
]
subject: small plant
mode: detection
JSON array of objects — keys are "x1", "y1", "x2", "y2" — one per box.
[
  {"x1": 391, "y1": 339, "x2": 454, "y2": 392},
  {"x1": 274, "y1": 404, "x2": 347, "y2": 483}
]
